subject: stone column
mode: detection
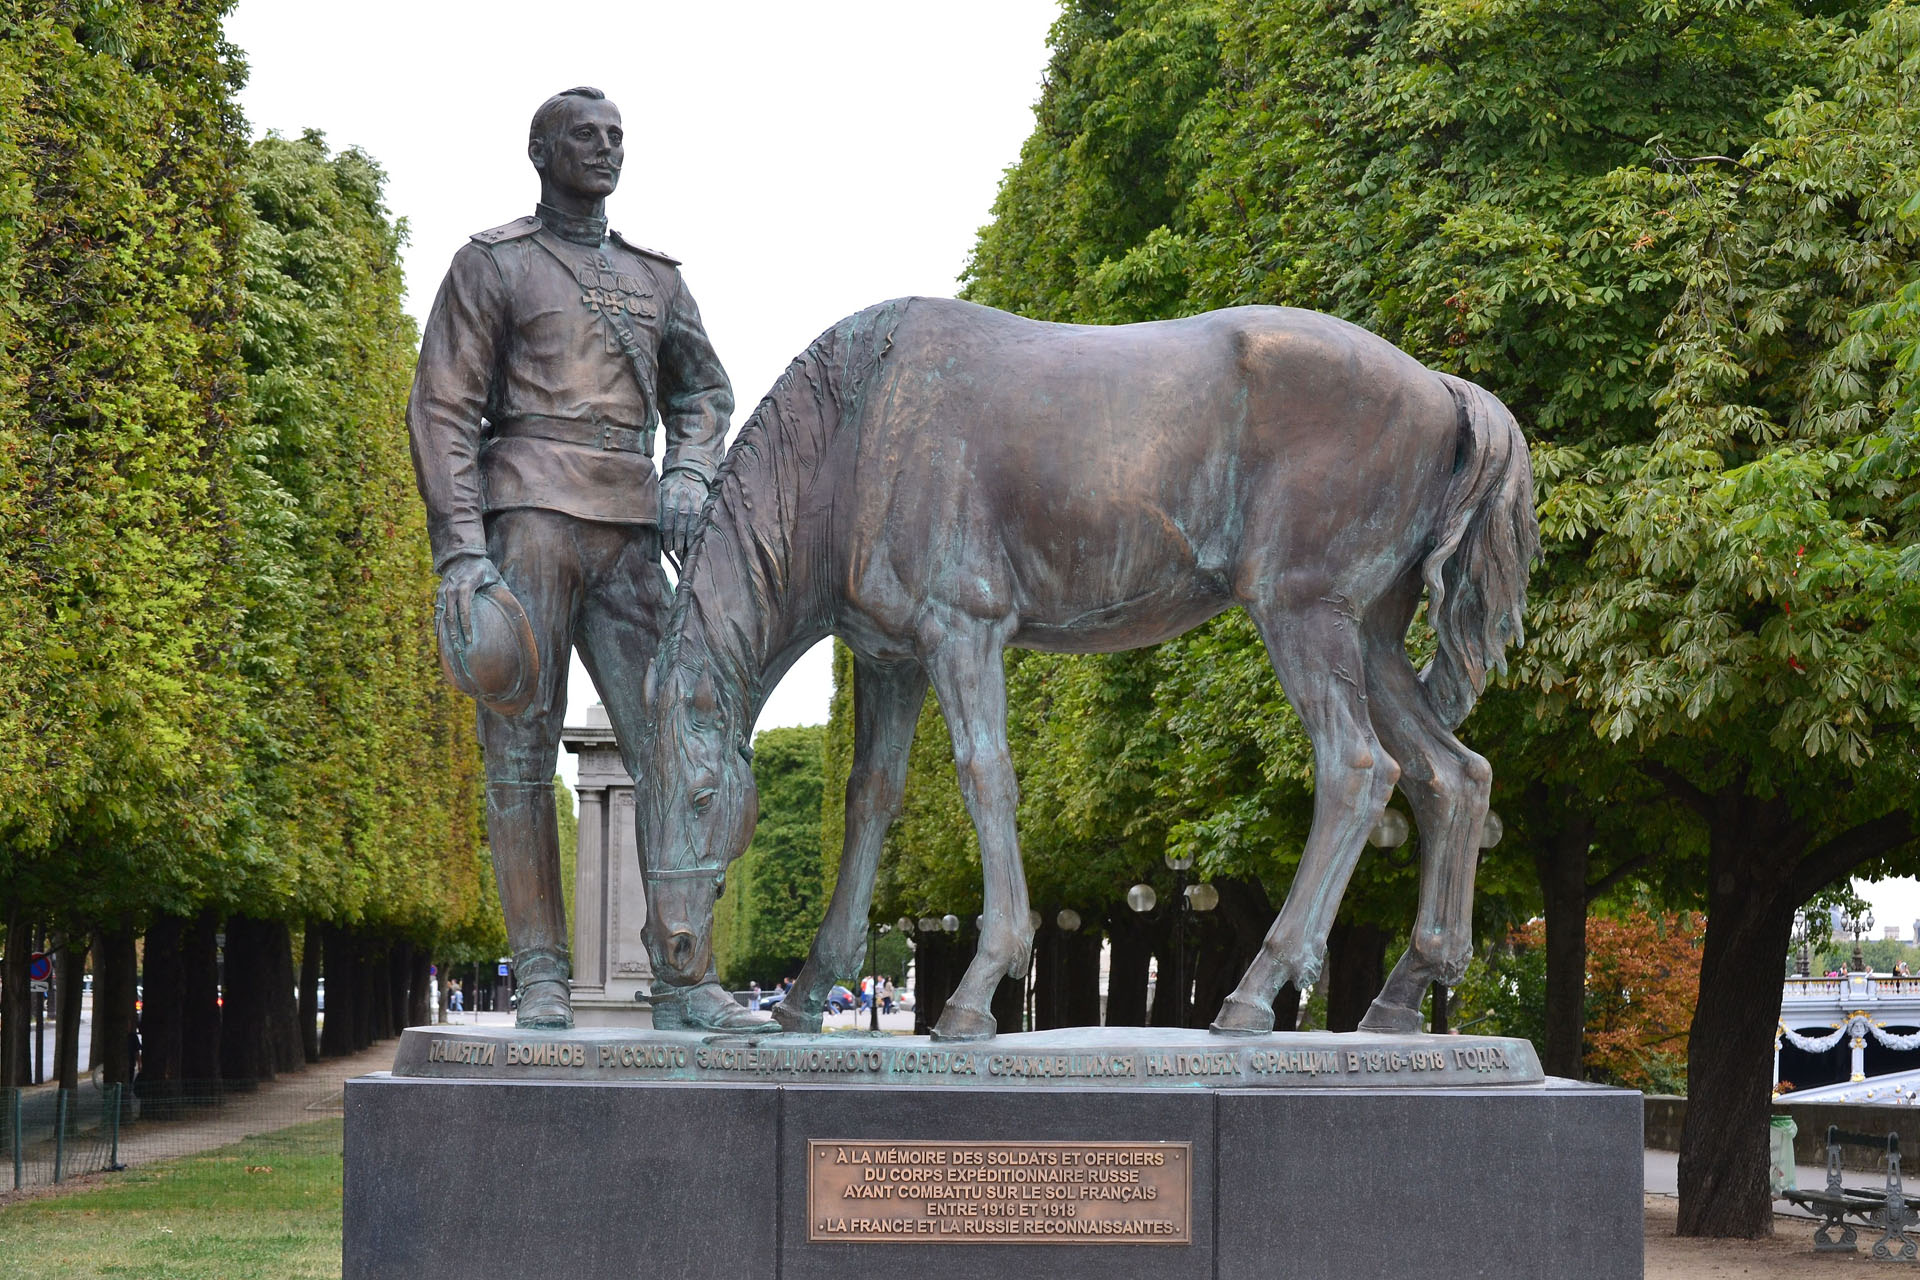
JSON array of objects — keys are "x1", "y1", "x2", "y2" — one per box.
[{"x1": 563, "y1": 703, "x2": 654, "y2": 1028}]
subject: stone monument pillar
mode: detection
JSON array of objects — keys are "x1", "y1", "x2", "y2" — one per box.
[{"x1": 562, "y1": 703, "x2": 654, "y2": 1027}]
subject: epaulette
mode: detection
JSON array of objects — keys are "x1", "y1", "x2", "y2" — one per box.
[
  {"x1": 609, "y1": 228, "x2": 681, "y2": 267},
  {"x1": 470, "y1": 216, "x2": 541, "y2": 246}
]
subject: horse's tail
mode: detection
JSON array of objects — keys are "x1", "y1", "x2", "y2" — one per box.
[{"x1": 1418, "y1": 373, "x2": 1541, "y2": 730}]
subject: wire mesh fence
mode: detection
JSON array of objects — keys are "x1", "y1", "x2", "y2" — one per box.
[{"x1": 2, "y1": 1078, "x2": 347, "y2": 1192}]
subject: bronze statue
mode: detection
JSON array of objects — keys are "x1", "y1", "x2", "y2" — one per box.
[
  {"x1": 635, "y1": 297, "x2": 1537, "y2": 1040},
  {"x1": 408, "y1": 87, "x2": 764, "y2": 1031}
]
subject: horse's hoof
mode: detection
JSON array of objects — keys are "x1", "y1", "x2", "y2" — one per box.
[
  {"x1": 1209, "y1": 995, "x2": 1274, "y2": 1036},
  {"x1": 930, "y1": 1003, "x2": 996, "y2": 1042},
  {"x1": 1356, "y1": 1001, "x2": 1420, "y2": 1034},
  {"x1": 771, "y1": 1000, "x2": 822, "y2": 1034}
]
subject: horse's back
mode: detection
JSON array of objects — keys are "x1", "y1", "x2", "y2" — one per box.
[{"x1": 832, "y1": 299, "x2": 1459, "y2": 651}]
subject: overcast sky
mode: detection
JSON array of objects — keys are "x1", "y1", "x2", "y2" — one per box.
[{"x1": 225, "y1": 1, "x2": 1055, "y2": 758}]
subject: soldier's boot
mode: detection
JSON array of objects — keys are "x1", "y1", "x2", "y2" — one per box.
[
  {"x1": 486, "y1": 779, "x2": 574, "y2": 1030},
  {"x1": 651, "y1": 964, "x2": 772, "y2": 1032},
  {"x1": 513, "y1": 947, "x2": 573, "y2": 1029}
]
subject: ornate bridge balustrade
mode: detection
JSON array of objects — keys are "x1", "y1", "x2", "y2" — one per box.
[{"x1": 1778, "y1": 974, "x2": 1920, "y2": 1094}]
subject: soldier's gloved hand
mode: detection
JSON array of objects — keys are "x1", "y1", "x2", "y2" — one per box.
[
  {"x1": 437, "y1": 553, "x2": 505, "y2": 645},
  {"x1": 659, "y1": 470, "x2": 710, "y2": 559}
]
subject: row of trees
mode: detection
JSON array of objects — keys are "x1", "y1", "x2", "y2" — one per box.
[
  {"x1": 747, "y1": 0, "x2": 1920, "y2": 1239},
  {"x1": 0, "y1": 5, "x2": 499, "y2": 1100}
]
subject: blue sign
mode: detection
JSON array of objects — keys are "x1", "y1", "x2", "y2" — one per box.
[
  {"x1": 497, "y1": 963, "x2": 510, "y2": 976},
  {"x1": 27, "y1": 952, "x2": 50, "y2": 981}
]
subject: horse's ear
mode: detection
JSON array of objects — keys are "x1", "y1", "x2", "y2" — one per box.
[{"x1": 691, "y1": 671, "x2": 718, "y2": 718}]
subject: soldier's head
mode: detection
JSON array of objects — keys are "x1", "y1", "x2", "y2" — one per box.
[{"x1": 528, "y1": 87, "x2": 623, "y2": 204}]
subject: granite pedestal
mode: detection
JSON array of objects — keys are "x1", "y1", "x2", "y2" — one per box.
[{"x1": 345, "y1": 1028, "x2": 1640, "y2": 1279}]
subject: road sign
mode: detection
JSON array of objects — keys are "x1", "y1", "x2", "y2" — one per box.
[
  {"x1": 497, "y1": 963, "x2": 510, "y2": 976},
  {"x1": 27, "y1": 952, "x2": 50, "y2": 981},
  {"x1": 30, "y1": 979, "x2": 48, "y2": 995}
]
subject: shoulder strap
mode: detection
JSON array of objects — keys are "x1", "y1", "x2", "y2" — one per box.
[{"x1": 470, "y1": 216, "x2": 540, "y2": 245}]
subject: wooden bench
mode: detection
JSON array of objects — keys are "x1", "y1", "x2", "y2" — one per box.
[{"x1": 1782, "y1": 1125, "x2": 1920, "y2": 1260}]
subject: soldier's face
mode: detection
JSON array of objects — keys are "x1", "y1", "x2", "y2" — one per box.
[{"x1": 535, "y1": 99, "x2": 624, "y2": 200}]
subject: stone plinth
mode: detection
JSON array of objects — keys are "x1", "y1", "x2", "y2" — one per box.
[
  {"x1": 345, "y1": 1028, "x2": 1641, "y2": 1279},
  {"x1": 562, "y1": 703, "x2": 652, "y2": 1027}
]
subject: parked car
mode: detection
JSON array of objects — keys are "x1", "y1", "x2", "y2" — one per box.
[{"x1": 826, "y1": 984, "x2": 856, "y2": 1014}]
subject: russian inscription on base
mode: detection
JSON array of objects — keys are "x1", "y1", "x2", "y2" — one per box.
[
  {"x1": 806, "y1": 1140, "x2": 1191, "y2": 1244},
  {"x1": 393, "y1": 1025, "x2": 1544, "y2": 1089}
]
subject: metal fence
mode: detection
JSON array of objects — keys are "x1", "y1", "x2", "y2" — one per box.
[
  {"x1": 1, "y1": 1078, "x2": 347, "y2": 1192},
  {"x1": 2, "y1": 1084, "x2": 123, "y2": 1190}
]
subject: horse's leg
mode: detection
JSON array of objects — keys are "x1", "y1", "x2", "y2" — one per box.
[
  {"x1": 919, "y1": 617, "x2": 1031, "y2": 1042},
  {"x1": 1353, "y1": 610, "x2": 1492, "y2": 1034},
  {"x1": 1212, "y1": 595, "x2": 1398, "y2": 1034},
  {"x1": 772, "y1": 656, "x2": 928, "y2": 1034}
]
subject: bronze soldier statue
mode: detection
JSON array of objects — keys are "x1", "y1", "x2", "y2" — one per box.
[{"x1": 408, "y1": 86, "x2": 763, "y2": 1030}]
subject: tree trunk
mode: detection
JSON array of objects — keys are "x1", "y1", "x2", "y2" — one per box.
[
  {"x1": 1534, "y1": 808, "x2": 1595, "y2": 1079},
  {"x1": 179, "y1": 907, "x2": 222, "y2": 1092},
  {"x1": 1034, "y1": 926, "x2": 1068, "y2": 1030},
  {"x1": 265, "y1": 920, "x2": 304, "y2": 1075},
  {"x1": 92, "y1": 925, "x2": 137, "y2": 1089},
  {"x1": 1196, "y1": 878, "x2": 1274, "y2": 1029},
  {"x1": 1677, "y1": 799, "x2": 1797, "y2": 1238},
  {"x1": 299, "y1": 921, "x2": 322, "y2": 1062},
  {"x1": 355, "y1": 936, "x2": 385, "y2": 1047},
  {"x1": 1104, "y1": 909, "x2": 1151, "y2": 1027},
  {"x1": 408, "y1": 947, "x2": 432, "y2": 1029},
  {"x1": 1271, "y1": 983, "x2": 1302, "y2": 1033},
  {"x1": 388, "y1": 940, "x2": 413, "y2": 1036},
  {"x1": 1, "y1": 910, "x2": 31, "y2": 1090},
  {"x1": 218, "y1": 915, "x2": 274, "y2": 1090},
  {"x1": 54, "y1": 933, "x2": 87, "y2": 1094},
  {"x1": 320, "y1": 924, "x2": 354, "y2": 1058},
  {"x1": 138, "y1": 914, "x2": 186, "y2": 1112},
  {"x1": 1323, "y1": 918, "x2": 1388, "y2": 1034},
  {"x1": 1065, "y1": 929, "x2": 1103, "y2": 1028}
]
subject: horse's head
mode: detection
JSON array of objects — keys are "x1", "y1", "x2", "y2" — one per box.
[{"x1": 638, "y1": 659, "x2": 758, "y2": 988}]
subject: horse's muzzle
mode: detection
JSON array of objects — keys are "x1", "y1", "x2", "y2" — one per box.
[{"x1": 664, "y1": 930, "x2": 698, "y2": 973}]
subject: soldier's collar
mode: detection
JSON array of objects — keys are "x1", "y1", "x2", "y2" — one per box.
[{"x1": 534, "y1": 202, "x2": 608, "y2": 247}]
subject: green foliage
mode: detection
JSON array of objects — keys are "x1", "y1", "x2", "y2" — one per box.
[
  {"x1": 230, "y1": 130, "x2": 489, "y2": 941},
  {"x1": 716, "y1": 725, "x2": 828, "y2": 986},
  {"x1": 0, "y1": 2, "x2": 253, "y2": 905},
  {"x1": 0, "y1": 11, "x2": 492, "y2": 953}
]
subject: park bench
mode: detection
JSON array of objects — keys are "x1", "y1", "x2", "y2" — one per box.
[{"x1": 1782, "y1": 1125, "x2": 1920, "y2": 1260}]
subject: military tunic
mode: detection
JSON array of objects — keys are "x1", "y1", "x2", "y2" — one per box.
[{"x1": 407, "y1": 209, "x2": 733, "y2": 572}]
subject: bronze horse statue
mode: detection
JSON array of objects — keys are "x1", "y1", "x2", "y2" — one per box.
[{"x1": 636, "y1": 296, "x2": 1538, "y2": 1041}]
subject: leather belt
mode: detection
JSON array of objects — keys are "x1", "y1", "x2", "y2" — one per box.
[{"x1": 492, "y1": 415, "x2": 652, "y2": 455}]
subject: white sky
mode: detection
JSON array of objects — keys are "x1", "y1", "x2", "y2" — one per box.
[{"x1": 224, "y1": 0, "x2": 1060, "y2": 792}]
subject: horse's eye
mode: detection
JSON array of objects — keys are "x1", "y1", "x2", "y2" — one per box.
[{"x1": 691, "y1": 788, "x2": 717, "y2": 813}]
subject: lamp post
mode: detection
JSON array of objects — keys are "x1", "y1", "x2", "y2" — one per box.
[
  {"x1": 1790, "y1": 908, "x2": 1811, "y2": 978},
  {"x1": 1846, "y1": 908, "x2": 1876, "y2": 973}
]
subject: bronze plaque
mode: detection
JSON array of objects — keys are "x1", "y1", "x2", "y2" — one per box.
[{"x1": 806, "y1": 1139, "x2": 1191, "y2": 1244}]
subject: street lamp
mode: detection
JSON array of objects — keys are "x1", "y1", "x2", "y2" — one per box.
[
  {"x1": 1846, "y1": 908, "x2": 1876, "y2": 973},
  {"x1": 1790, "y1": 908, "x2": 1811, "y2": 978}
]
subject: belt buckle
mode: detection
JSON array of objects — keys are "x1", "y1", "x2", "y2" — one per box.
[{"x1": 596, "y1": 421, "x2": 612, "y2": 451}]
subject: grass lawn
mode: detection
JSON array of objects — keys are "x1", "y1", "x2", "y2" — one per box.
[{"x1": 0, "y1": 1119, "x2": 342, "y2": 1280}]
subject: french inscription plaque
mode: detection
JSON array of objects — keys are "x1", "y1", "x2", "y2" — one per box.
[{"x1": 806, "y1": 1139, "x2": 1191, "y2": 1244}]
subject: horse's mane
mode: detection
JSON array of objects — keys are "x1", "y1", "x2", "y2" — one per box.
[{"x1": 656, "y1": 298, "x2": 911, "y2": 720}]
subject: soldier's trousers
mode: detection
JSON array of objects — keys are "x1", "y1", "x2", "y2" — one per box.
[{"x1": 477, "y1": 508, "x2": 671, "y2": 965}]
